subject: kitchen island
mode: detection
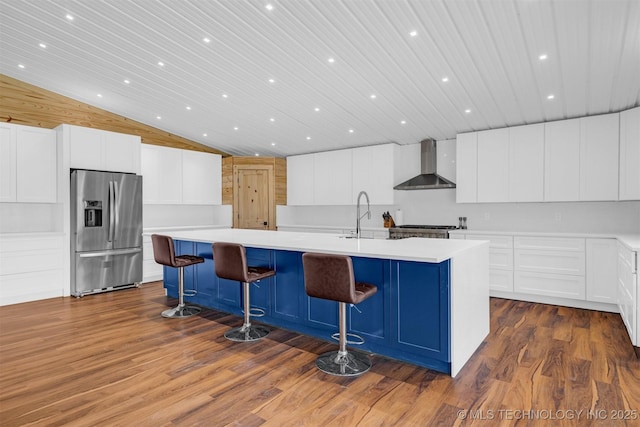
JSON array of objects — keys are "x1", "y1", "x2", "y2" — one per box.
[{"x1": 153, "y1": 228, "x2": 489, "y2": 377}]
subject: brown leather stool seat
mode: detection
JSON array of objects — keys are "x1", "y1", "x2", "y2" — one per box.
[
  {"x1": 213, "y1": 242, "x2": 275, "y2": 342},
  {"x1": 302, "y1": 252, "x2": 377, "y2": 376},
  {"x1": 151, "y1": 234, "x2": 204, "y2": 318}
]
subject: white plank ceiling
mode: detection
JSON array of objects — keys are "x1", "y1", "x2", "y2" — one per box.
[{"x1": 1, "y1": 0, "x2": 639, "y2": 157}]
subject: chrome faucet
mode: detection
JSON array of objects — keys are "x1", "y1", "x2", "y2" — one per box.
[{"x1": 356, "y1": 190, "x2": 371, "y2": 239}]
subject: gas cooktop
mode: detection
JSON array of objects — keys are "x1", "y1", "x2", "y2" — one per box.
[{"x1": 393, "y1": 225, "x2": 459, "y2": 230}]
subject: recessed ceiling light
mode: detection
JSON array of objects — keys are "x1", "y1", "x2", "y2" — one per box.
[
  {"x1": 203, "y1": 37, "x2": 211, "y2": 43},
  {"x1": 156, "y1": 116, "x2": 161, "y2": 120},
  {"x1": 370, "y1": 94, "x2": 376, "y2": 99},
  {"x1": 123, "y1": 79, "x2": 130, "y2": 84},
  {"x1": 233, "y1": 126, "x2": 238, "y2": 130},
  {"x1": 203, "y1": 133, "x2": 207, "y2": 137},
  {"x1": 539, "y1": 54, "x2": 548, "y2": 61},
  {"x1": 186, "y1": 106, "x2": 191, "y2": 110},
  {"x1": 222, "y1": 94, "x2": 228, "y2": 98},
  {"x1": 547, "y1": 94, "x2": 555, "y2": 100},
  {"x1": 270, "y1": 118, "x2": 275, "y2": 122},
  {"x1": 306, "y1": 136, "x2": 311, "y2": 140},
  {"x1": 465, "y1": 109, "x2": 471, "y2": 114},
  {"x1": 97, "y1": 94, "x2": 103, "y2": 98},
  {"x1": 348, "y1": 129, "x2": 354, "y2": 133},
  {"x1": 268, "y1": 78, "x2": 275, "y2": 83},
  {"x1": 158, "y1": 61, "x2": 164, "y2": 66},
  {"x1": 441, "y1": 77, "x2": 449, "y2": 82},
  {"x1": 255, "y1": 153, "x2": 260, "y2": 156},
  {"x1": 65, "y1": 14, "x2": 74, "y2": 21},
  {"x1": 400, "y1": 120, "x2": 406, "y2": 125},
  {"x1": 265, "y1": 4, "x2": 274, "y2": 11},
  {"x1": 314, "y1": 107, "x2": 320, "y2": 112},
  {"x1": 18, "y1": 64, "x2": 25, "y2": 69},
  {"x1": 271, "y1": 142, "x2": 276, "y2": 146},
  {"x1": 328, "y1": 57, "x2": 335, "y2": 63},
  {"x1": 409, "y1": 30, "x2": 418, "y2": 37},
  {"x1": 39, "y1": 43, "x2": 47, "y2": 48}
]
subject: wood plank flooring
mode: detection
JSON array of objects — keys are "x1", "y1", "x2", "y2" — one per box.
[{"x1": 1, "y1": 282, "x2": 638, "y2": 426}]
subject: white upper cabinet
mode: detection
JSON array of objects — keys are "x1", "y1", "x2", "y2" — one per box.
[
  {"x1": 544, "y1": 118, "x2": 580, "y2": 201},
  {"x1": 509, "y1": 124, "x2": 544, "y2": 202},
  {"x1": 67, "y1": 125, "x2": 141, "y2": 174},
  {"x1": 477, "y1": 128, "x2": 509, "y2": 202},
  {"x1": 181, "y1": 150, "x2": 222, "y2": 205},
  {"x1": 579, "y1": 113, "x2": 619, "y2": 201},
  {"x1": 287, "y1": 153, "x2": 315, "y2": 205},
  {"x1": 456, "y1": 132, "x2": 478, "y2": 203},
  {"x1": 619, "y1": 107, "x2": 640, "y2": 200},
  {"x1": 352, "y1": 144, "x2": 394, "y2": 205},
  {"x1": 314, "y1": 149, "x2": 353, "y2": 205},
  {"x1": 0, "y1": 123, "x2": 57, "y2": 203},
  {"x1": 141, "y1": 145, "x2": 182, "y2": 204},
  {"x1": 141, "y1": 145, "x2": 221, "y2": 205}
]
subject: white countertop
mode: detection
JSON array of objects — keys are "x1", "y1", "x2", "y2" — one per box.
[
  {"x1": 449, "y1": 229, "x2": 640, "y2": 251},
  {"x1": 151, "y1": 228, "x2": 486, "y2": 263}
]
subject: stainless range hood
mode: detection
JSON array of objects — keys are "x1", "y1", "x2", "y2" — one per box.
[{"x1": 394, "y1": 139, "x2": 456, "y2": 190}]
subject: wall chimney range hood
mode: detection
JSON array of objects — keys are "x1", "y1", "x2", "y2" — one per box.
[{"x1": 394, "y1": 139, "x2": 456, "y2": 190}]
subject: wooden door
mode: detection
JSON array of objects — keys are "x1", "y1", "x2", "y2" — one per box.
[{"x1": 233, "y1": 165, "x2": 274, "y2": 230}]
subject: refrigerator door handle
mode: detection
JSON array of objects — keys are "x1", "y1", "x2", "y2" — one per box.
[
  {"x1": 78, "y1": 248, "x2": 142, "y2": 258},
  {"x1": 114, "y1": 180, "x2": 120, "y2": 242},
  {"x1": 108, "y1": 180, "x2": 115, "y2": 242}
]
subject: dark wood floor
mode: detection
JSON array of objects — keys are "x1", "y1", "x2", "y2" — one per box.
[{"x1": 1, "y1": 282, "x2": 638, "y2": 426}]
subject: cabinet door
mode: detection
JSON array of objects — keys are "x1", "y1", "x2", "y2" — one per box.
[
  {"x1": 455, "y1": 132, "x2": 477, "y2": 203},
  {"x1": 352, "y1": 144, "x2": 394, "y2": 205},
  {"x1": 103, "y1": 131, "x2": 141, "y2": 174},
  {"x1": 182, "y1": 150, "x2": 222, "y2": 205},
  {"x1": 16, "y1": 127, "x2": 57, "y2": 203},
  {"x1": 580, "y1": 113, "x2": 619, "y2": 201},
  {"x1": 619, "y1": 107, "x2": 640, "y2": 200},
  {"x1": 69, "y1": 126, "x2": 104, "y2": 170},
  {"x1": 544, "y1": 119, "x2": 580, "y2": 201},
  {"x1": 509, "y1": 124, "x2": 544, "y2": 202},
  {"x1": 585, "y1": 239, "x2": 617, "y2": 304},
  {"x1": 0, "y1": 124, "x2": 16, "y2": 202},
  {"x1": 477, "y1": 128, "x2": 509, "y2": 202},
  {"x1": 286, "y1": 154, "x2": 314, "y2": 205},
  {"x1": 314, "y1": 149, "x2": 352, "y2": 205},
  {"x1": 141, "y1": 145, "x2": 182, "y2": 204}
]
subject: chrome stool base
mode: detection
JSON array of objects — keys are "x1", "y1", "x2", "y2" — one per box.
[
  {"x1": 161, "y1": 305, "x2": 201, "y2": 318},
  {"x1": 224, "y1": 324, "x2": 270, "y2": 342},
  {"x1": 315, "y1": 350, "x2": 372, "y2": 376}
]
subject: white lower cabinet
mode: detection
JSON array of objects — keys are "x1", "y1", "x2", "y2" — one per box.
[
  {"x1": 585, "y1": 238, "x2": 617, "y2": 304},
  {"x1": 514, "y1": 236, "x2": 586, "y2": 299},
  {"x1": 617, "y1": 242, "x2": 638, "y2": 346},
  {"x1": 142, "y1": 235, "x2": 163, "y2": 283},
  {"x1": 463, "y1": 234, "x2": 514, "y2": 292}
]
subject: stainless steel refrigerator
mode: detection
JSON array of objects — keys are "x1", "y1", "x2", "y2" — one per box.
[{"x1": 71, "y1": 169, "x2": 143, "y2": 297}]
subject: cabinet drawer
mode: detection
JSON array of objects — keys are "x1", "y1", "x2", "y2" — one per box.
[
  {"x1": 515, "y1": 249, "x2": 585, "y2": 275},
  {"x1": 490, "y1": 248, "x2": 513, "y2": 270},
  {"x1": 617, "y1": 279, "x2": 636, "y2": 344},
  {"x1": 618, "y1": 243, "x2": 637, "y2": 272},
  {"x1": 466, "y1": 234, "x2": 513, "y2": 249},
  {"x1": 490, "y1": 269, "x2": 513, "y2": 292},
  {"x1": 514, "y1": 271, "x2": 585, "y2": 299},
  {"x1": 514, "y1": 236, "x2": 584, "y2": 251}
]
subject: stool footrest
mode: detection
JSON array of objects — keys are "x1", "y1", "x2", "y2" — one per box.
[
  {"x1": 244, "y1": 307, "x2": 266, "y2": 318},
  {"x1": 331, "y1": 332, "x2": 365, "y2": 345},
  {"x1": 183, "y1": 290, "x2": 197, "y2": 297}
]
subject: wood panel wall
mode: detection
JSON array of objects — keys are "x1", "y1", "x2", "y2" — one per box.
[{"x1": 0, "y1": 74, "x2": 228, "y2": 155}]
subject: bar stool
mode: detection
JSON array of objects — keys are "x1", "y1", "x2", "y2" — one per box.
[
  {"x1": 212, "y1": 242, "x2": 275, "y2": 342},
  {"x1": 151, "y1": 234, "x2": 204, "y2": 318},
  {"x1": 302, "y1": 252, "x2": 377, "y2": 376}
]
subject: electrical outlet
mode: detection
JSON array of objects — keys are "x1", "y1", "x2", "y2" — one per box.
[
  {"x1": 555, "y1": 212, "x2": 562, "y2": 221},
  {"x1": 483, "y1": 212, "x2": 490, "y2": 220}
]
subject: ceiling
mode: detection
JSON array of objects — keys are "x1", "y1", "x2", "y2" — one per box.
[{"x1": 1, "y1": 0, "x2": 639, "y2": 157}]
